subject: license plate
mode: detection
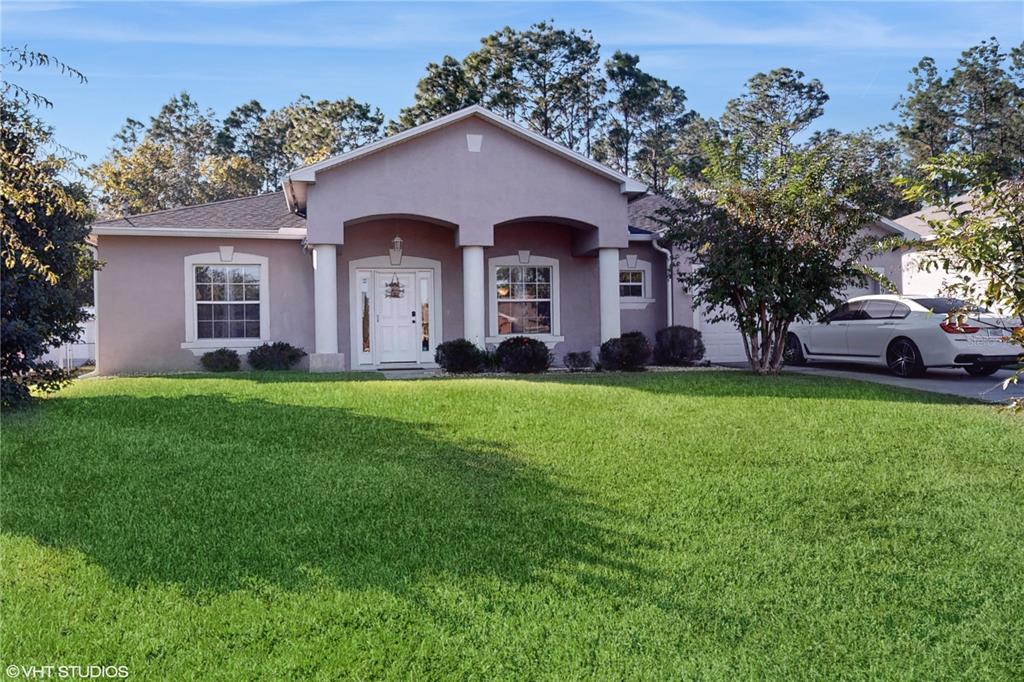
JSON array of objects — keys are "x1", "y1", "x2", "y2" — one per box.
[{"x1": 985, "y1": 328, "x2": 1009, "y2": 338}]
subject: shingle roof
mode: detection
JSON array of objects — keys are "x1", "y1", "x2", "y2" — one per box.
[
  {"x1": 627, "y1": 193, "x2": 683, "y2": 232},
  {"x1": 92, "y1": 191, "x2": 304, "y2": 231}
]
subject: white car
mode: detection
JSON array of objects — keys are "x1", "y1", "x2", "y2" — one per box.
[{"x1": 785, "y1": 295, "x2": 1021, "y2": 378}]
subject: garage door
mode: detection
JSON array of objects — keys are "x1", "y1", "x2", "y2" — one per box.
[{"x1": 693, "y1": 306, "x2": 748, "y2": 363}]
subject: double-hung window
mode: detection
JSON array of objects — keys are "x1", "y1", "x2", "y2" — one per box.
[
  {"x1": 194, "y1": 264, "x2": 262, "y2": 339},
  {"x1": 495, "y1": 264, "x2": 552, "y2": 334},
  {"x1": 619, "y1": 270, "x2": 644, "y2": 298},
  {"x1": 182, "y1": 251, "x2": 269, "y2": 352},
  {"x1": 487, "y1": 255, "x2": 562, "y2": 342}
]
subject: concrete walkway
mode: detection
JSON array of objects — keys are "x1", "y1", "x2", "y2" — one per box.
[{"x1": 780, "y1": 363, "x2": 1022, "y2": 404}]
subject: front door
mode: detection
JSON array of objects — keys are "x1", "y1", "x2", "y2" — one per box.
[{"x1": 374, "y1": 271, "x2": 419, "y2": 363}]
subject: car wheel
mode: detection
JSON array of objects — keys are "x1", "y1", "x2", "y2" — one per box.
[
  {"x1": 886, "y1": 338, "x2": 926, "y2": 378},
  {"x1": 964, "y1": 364, "x2": 999, "y2": 377},
  {"x1": 783, "y1": 332, "x2": 806, "y2": 366}
]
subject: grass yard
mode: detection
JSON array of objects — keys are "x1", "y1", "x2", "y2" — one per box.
[{"x1": 2, "y1": 371, "x2": 1022, "y2": 679}]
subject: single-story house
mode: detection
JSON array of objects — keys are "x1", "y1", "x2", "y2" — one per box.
[{"x1": 89, "y1": 105, "x2": 925, "y2": 371}]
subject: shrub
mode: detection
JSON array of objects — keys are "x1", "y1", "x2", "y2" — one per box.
[
  {"x1": 599, "y1": 331, "x2": 651, "y2": 371},
  {"x1": 435, "y1": 339, "x2": 487, "y2": 373},
  {"x1": 653, "y1": 325, "x2": 706, "y2": 366},
  {"x1": 247, "y1": 342, "x2": 306, "y2": 370},
  {"x1": 495, "y1": 336, "x2": 551, "y2": 373},
  {"x1": 200, "y1": 348, "x2": 240, "y2": 372},
  {"x1": 563, "y1": 351, "x2": 593, "y2": 372}
]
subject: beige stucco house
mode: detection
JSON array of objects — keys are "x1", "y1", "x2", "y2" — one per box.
[{"x1": 89, "y1": 106, "x2": 923, "y2": 372}]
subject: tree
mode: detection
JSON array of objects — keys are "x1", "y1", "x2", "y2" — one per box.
[
  {"x1": 720, "y1": 67, "x2": 828, "y2": 158},
  {"x1": 216, "y1": 99, "x2": 288, "y2": 192},
  {"x1": 897, "y1": 153, "x2": 1024, "y2": 407},
  {"x1": 895, "y1": 39, "x2": 1024, "y2": 196},
  {"x1": 593, "y1": 52, "x2": 692, "y2": 189},
  {"x1": 515, "y1": 21, "x2": 604, "y2": 151},
  {"x1": 278, "y1": 95, "x2": 384, "y2": 166},
  {"x1": 89, "y1": 91, "x2": 265, "y2": 215},
  {"x1": 656, "y1": 73, "x2": 880, "y2": 375},
  {"x1": 392, "y1": 56, "x2": 481, "y2": 131},
  {"x1": 1, "y1": 47, "x2": 99, "y2": 406},
  {"x1": 92, "y1": 93, "x2": 384, "y2": 214},
  {"x1": 594, "y1": 51, "x2": 659, "y2": 176},
  {"x1": 809, "y1": 126, "x2": 918, "y2": 218},
  {"x1": 633, "y1": 83, "x2": 691, "y2": 193}
]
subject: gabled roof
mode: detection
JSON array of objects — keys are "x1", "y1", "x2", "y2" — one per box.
[
  {"x1": 283, "y1": 105, "x2": 647, "y2": 211},
  {"x1": 91, "y1": 192, "x2": 307, "y2": 240}
]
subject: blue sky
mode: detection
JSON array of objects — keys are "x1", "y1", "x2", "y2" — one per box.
[{"x1": 4, "y1": 1, "x2": 1022, "y2": 166}]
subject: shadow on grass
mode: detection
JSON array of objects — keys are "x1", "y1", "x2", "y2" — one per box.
[{"x1": 2, "y1": 392, "x2": 652, "y2": 597}]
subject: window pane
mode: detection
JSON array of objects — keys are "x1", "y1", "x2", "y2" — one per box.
[
  {"x1": 230, "y1": 267, "x2": 245, "y2": 284},
  {"x1": 360, "y1": 289, "x2": 370, "y2": 352},
  {"x1": 209, "y1": 267, "x2": 227, "y2": 284},
  {"x1": 196, "y1": 284, "x2": 212, "y2": 301},
  {"x1": 195, "y1": 266, "x2": 212, "y2": 284},
  {"x1": 245, "y1": 321, "x2": 260, "y2": 338},
  {"x1": 212, "y1": 321, "x2": 228, "y2": 338},
  {"x1": 420, "y1": 278, "x2": 430, "y2": 352},
  {"x1": 498, "y1": 301, "x2": 526, "y2": 334},
  {"x1": 512, "y1": 282, "x2": 526, "y2": 299},
  {"x1": 510, "y1": 267, "x2": 523, "y2": 283},
  {"x1": 197, "y1": 321, "x2": 213, "y2": 339},
  {"x1": 620, "y1": 284, "x2": 643, "y2": 297},
  {"x1": 535, "y1": 267, "x2": 550, "y2": 283},
  {"x1": 229, "y1": 283, "x2": 244, "y2": 301},
  {"x1": 864, "y1": 300, "x2": 897, "y2": 319},
  {"x1": 536, "y1": 283, "x2": 550, "y2": 300},
  {"x1": 229, "y1": 320, "x2": 246, "y2": 338},
  {"x1": 243, "y1": 284, "x2": 260, "y2": 301},
  {"x1": 197, "y1": 304, "x2": 214, "y2": 321},
  {"x1": 211, "y1": 283, "x2": 226, "y2": 302},
  {"x1": 244, "y1": 303, "x2": 259, "y2": 320}
]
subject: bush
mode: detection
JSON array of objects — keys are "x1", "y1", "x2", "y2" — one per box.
[
  {"x1": 653, "y1": 325, "x2": 706, "y2": 366},
  {"x1": 495, "y1": 336, "x2": 551, "y2": 373},
  {"x1": 247, "y1": 342, "x2": 306, "y2": 370},
  {"x1": 200, "y1": 348, "x2": 241, "y2": 372},
  {"x1": 435, "y1": 339, "x2": 487, "y2": 373},
  {"x1": 599, "y1": 331, "x2": 651, "y2": 371},
  {"x1": 563, "y1": 351, "x2": 593, "y2": 372}
]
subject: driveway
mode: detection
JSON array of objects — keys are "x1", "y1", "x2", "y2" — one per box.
[{"x1": 780, "y1": 363, "x2": 1023, "y2": 403}]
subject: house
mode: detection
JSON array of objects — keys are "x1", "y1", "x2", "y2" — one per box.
[
  {"x1": 89, "y1": 105, "x2": 931, "y2": 372},
  {"x1": 91, "y1": 106, "x2": 667, "y2": 374}
]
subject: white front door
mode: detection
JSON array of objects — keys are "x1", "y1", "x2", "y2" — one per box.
[{"x1": 374, "y1": 271, "x2": 419, "y2": 363}]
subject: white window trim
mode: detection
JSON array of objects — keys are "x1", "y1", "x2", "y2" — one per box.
[
  {"x1": 181, "y1": 250, "x2": 270, "y2": 355},
  {"x1": 486, "y1": 254, "x2": 564, "y2": 346},
  {"x1": 619, "y1": 257, "x2": 655, "y2": 310}
]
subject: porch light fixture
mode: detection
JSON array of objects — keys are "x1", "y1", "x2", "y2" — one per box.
[{"x1": 389, "y1": 234, "x2": 403, "y2": 266}]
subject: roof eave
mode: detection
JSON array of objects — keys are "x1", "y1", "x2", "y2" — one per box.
[{"x1": 91, "y1": 226, "x2": 307, "y2": 240}]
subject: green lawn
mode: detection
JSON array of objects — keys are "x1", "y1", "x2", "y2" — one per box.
[{"x1": 2, "y1": 371, "x2": 1022, "y2": 679}]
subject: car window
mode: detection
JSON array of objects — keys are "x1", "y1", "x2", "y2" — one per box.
[
  {"x1": 826, "y1": 302, "x2": 865, "y2": 322},
  {"x1": 911, "y1": 297, "x2": 989, "y2": 314},
  {"x1": 863, "y1": 300, "x2": 897, "y2": 319},
  {"x1": 891, "y1": 302, "x2": 910, "y2": 319}
]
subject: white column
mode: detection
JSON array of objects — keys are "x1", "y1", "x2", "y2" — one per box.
[
  {"x1": 598, "y1": 247, "x2": 621, "y2": 342},
  {"x1": 312, "y1": 244, "x2": 338, "y2": 354},
  {"x1": 462, "y1": 245, "x2": 485, "y2": 348}
]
